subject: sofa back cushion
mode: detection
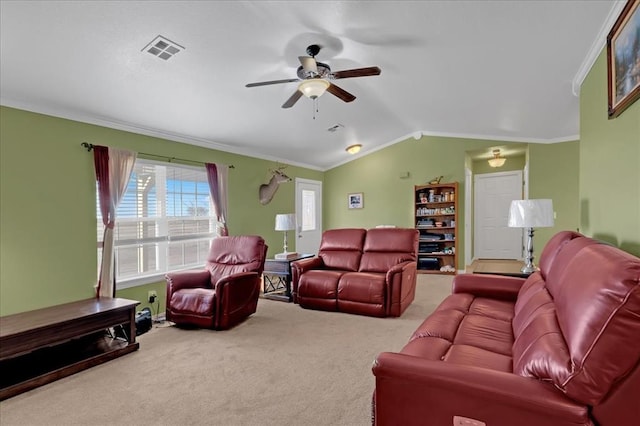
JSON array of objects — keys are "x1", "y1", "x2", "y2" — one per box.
[
  {"x1": 512, "y1": 273, "x2": 571, "y2": 382},
  {"x1": 359, "y1": 228, "x2": 418, "y2": 273},
  {"x1": 514, "y1": 236, "x2": 640, "y2": 405},
  {"x1": 318, "y1": 228, "x2": 367, "y2": 271},
  {"x1": 206, "y1": 235, "x2": 267, "y2": 285},
  {"x1": 537, "y1": 230, "x2": 583, "y2": 280},
  {"x1": 549, "y1": 240, "x2": 640, "y2": 405}
]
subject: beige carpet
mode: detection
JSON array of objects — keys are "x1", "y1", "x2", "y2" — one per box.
[{"x1": 0, "y1": 275, "x2": 453, "y2": 426}]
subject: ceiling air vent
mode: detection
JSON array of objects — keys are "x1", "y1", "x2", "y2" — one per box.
[
  {"x1": 142, "y1": 35, "x2": 184, "y2": 60},
  {"x1": 327, "y1": 124, "x2": 344, "y2": 133}
]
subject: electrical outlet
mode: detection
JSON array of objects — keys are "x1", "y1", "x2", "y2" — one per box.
[{"x1": 148, "y1": 290, "x2": 157, "y2": 303}]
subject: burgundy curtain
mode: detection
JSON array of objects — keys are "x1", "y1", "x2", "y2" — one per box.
[
  {"x1": 205, "y1": 163, "x2": 229, "y2": 236},
  {"x1": 94, "y1": 145, "x2": 137, "y2": 298}
]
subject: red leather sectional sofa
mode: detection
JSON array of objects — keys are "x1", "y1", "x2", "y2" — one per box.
[
  {"x1": 291, "y1": 228, "x2": 419, "y2": 317},
  {"x1": 373, "y1": 231, "x2": 640, "y2": 426}
]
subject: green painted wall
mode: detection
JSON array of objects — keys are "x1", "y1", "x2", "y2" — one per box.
[
  {"x1": 324, "y1": 136, "x2": 580, "y2": 269},
  {"x1": 528, "y1": 141, "x2": 580, "y2": 256},
  {"x1": 0, "y1": 106, "x2": 322, "y2": 315},
  {"x1": 580, "y1": 50, "x2": 640, "y2": 256}
]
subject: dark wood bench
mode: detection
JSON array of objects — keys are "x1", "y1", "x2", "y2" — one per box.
[{"x1": 0, "y1": 297, "x2": 140, "y2": 400}]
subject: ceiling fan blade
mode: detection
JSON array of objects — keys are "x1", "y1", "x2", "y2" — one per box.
[
  {"x1": 327, "y1": 83, "x2": 356, "y2": 103},
  {"x1": 332, "y1": 66, "x2": 381, "y2": 79},
  {"x1": 246, "y1": 78, "x2": 300, "y2": 88},
  {"x1": 282, "y1": 90, "x2": 303, "y2": 108},
  {"x1": 298, "y1": 56, "x2": 318, "y2": 75}
]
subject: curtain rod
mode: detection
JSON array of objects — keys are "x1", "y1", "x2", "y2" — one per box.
[{"x1": 80, "y1": 142, "x2": 234, "y2": 168}]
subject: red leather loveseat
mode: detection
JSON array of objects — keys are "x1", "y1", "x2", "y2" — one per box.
[
  {"x1": 373, "y1": 231, "x2": 640, "y2": 426},
  {"x1": 291, "y1": 227, "x2": 419, "y2": 317}
]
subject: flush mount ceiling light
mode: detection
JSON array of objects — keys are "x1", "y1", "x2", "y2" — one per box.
[
  {"x1": 488, "y1": 149, "x2": 506, "y2": 167},
  {"x1": 346, "y1": 144, "x2": 362, "y2": 154},
  {"x1": 298, "y1": 79, "x2": 330, "y2": 99},
  {"x1": 142, "y1": 35, "x2": 184, "y2": 60}
]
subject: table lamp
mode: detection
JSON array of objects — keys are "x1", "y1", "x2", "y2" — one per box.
[
  {"x1": 274, "y1": 213, "x2": 298, "y2": 260},
  {"x1": 508, "y1": 199, "x2": 554, "y2": 273}
]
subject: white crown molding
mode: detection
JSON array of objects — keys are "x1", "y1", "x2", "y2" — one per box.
[
  {"x1": 572, "y1": 1, "x2": 627, "y2": 96},
  {"x1": 326, "y1": 130, "x2": 578, "y2": 170},
  {"x1": 2, "y1": 98, "x2": 580, "y2": 172},
  {"x1": 0, "y1": 98, "x2": 324, "y2": 171}
]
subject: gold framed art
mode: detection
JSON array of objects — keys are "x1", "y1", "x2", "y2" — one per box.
[{"x1": 607, "y1": 0, "x2": 640, "y2": 118}]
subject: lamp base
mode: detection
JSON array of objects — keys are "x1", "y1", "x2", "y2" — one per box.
[
  {"x1": 274, "y1": 252, "x2": 299, "y2": 260},
  {"x1": 520, "y1": 263, "x2": 538, "y2": 274}
]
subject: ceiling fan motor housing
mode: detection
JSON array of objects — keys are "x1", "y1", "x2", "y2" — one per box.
[{"x1": 297, "y1": 62, "x2": 331, "y2": 79}]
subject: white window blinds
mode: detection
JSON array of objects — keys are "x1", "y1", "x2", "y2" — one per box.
[{"x1": 97, "y1": 159, "x2": 216, "y2": 285}]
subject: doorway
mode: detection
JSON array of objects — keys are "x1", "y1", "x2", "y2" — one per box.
[
  {"x1": 295, "y1": 178, "x2": 322, "y2": 255},
  {"x1": 473, "y1": 171, "x2": 523, "y2": 259}
]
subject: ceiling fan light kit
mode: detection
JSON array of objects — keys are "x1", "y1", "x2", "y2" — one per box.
[
  {"x1": 488, "y1": 149, "x2": 506, "y2": 168},
  {"x1": 298, "y1": 79, "x2": 330, "y2": 99},
  {"x1": 346, "y1": 144, "x2": 362, "y2": 154}
]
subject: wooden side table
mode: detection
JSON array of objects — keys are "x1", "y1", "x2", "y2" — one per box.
[
  {"x1": 263, "y1": 254, "x2": 314, "y2": 302},
  {"x1": 471, "y1": 259, "x2": 533, "y2": 278}
]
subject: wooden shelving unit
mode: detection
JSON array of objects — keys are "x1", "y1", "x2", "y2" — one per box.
[{"x1": 414, "y1": 182, "x2": 458, "y2": 274}]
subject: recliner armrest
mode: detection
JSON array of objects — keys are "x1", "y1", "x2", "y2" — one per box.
[
  {"x1": 165, "y1": 269, "x2": 211, "y2": 293},
  {"x1": 373, "y1": 352, "x2": 590, "y2": 426},
  {"x1": 214, "y1": 271, "x2": 260, "y2": 328},
  {"x1": 452, "y1": 273, "x2": 526, "y2": 301}
]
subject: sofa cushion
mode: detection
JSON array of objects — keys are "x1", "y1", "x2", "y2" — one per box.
[
  {"x1": 318, "y1": 228, "x2": 366, "y2": 271},
  {"x1": 337, "y1": 272, "x2": 386, "y2": 304},
  {"x1": 401, "y1": 293, "x2": 514, "y2": 373},
  {"x1": 297, "y1": 269, "x2": 345, "y2": 312},
  {"x1": 170, "y1": 288, "x2": 215, "y2": 316},
  {"x1": 537, "y1": 230, "x2": 583, "y2": 280},
  {"x1": 546, "y1": 241, "x2": 640, "y2": 405},
  {"x1": 512, "y1": 274, "x2": 571, "y2": 382},
  {"x1": 514, "y1": 236, "x2": 640, "y2": 406},
  {"x1": 359, "y1": 228, "x2": 417, "y2": 273}
]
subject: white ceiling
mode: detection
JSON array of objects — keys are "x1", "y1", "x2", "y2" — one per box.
[{"x1": 0, "y1": 1, "x2": 621, "y2": 170}]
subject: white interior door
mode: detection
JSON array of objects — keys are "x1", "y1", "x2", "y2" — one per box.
[
  {"x1": 295, "y1": 178, "x2": 322, "y2": 255},
  {"x1": 474, "y1": 171, "x2": 523, "y2": 259}
]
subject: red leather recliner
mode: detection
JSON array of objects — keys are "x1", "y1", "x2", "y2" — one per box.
[{"x1": 165, "y1": 235, "x2": 267, "y2": 330}]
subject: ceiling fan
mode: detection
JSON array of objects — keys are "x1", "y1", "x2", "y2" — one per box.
[{"x1": 245, "y1": 44, "x2": 381, "y2": 108}]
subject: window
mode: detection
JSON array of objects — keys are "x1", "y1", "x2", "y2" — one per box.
[
  {"x1": 97, "y1": 160, "x2": 216, "y2": 287},
  {"x1": 301, "y1": 189, "x2": 316, "y2": 231}
]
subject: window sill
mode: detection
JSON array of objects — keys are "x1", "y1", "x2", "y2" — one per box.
[{"x1": 116, "y1": 267, "x2": 201, "y2": 289}]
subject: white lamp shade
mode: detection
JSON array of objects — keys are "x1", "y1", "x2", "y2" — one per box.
[
  {"x1": 275, "y1": 213, "x2": 296, "y2": 231},
  {"x1": 508, "y1": 199, "x2": 554, "y2": 228}
]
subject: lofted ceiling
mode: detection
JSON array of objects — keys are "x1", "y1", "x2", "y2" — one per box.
[{"x1": 0, "y1": 1, "x2": 621, "y2": 170}]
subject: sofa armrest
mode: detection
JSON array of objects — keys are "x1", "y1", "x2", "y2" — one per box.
[
  {"x1": 386, "y1": 260, "x2": 413, "y2": 276},
  {"x1": 372, "y1": 352, "x2": 590, "y2": 426},
  {"x1": 452, "y1": 273, "x2": 526, "y2": 301},
  {"x1": 290, "y1": 257, "x2": 325, "y2": 303},
  {"x1": 165, "y1": 269, "x2": 211, "y2": 293},
  {"x1": 385, "y1": 261, "x2": 417, "y2": 316}
]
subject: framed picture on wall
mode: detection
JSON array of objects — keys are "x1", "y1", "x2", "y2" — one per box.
[
  {"x1": 607, "y1": 0, "x2": 640, "y2": 118},
  {"x1": 348, "y1": 193, "x2": 364, "y2": 209}
]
